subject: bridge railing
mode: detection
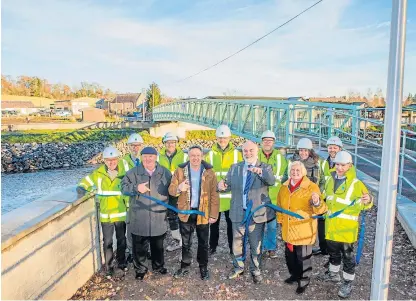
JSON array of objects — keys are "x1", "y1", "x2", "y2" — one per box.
[{"x1": 153, "y1": 99, "x2": 416, "y2": 200}]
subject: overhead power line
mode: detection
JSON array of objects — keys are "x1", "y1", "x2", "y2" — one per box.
[{"x1": 174, "y1": 0, "x2": 324, "y2": 84}]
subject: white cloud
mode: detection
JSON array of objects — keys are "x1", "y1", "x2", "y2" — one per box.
[{"x1": 1, "y1": 0, "x2": 415, "y2": 98}]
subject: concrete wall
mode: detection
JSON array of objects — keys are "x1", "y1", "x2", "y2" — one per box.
[
  {"x1": 149, "y1": 121, "x2": 212, "y2": 138},
  {"x1": 1, "y1": 187, "x2": 101, "y2": 300}
]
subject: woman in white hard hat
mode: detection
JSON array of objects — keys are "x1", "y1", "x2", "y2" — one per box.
[
  {"x1": 283, "y1": 138, "x2": 323, "y2": 188},
  {"x1": 77, "y1": 146, "x2": 129, "y2": 277},
  {"x1": 318, "y1": 151, "x2": 373, "y2": 298}
]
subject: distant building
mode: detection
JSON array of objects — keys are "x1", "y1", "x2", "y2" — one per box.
[
  {"x1": 95, "y1": 98, "x2": 110, "y2": 110},
  {"x1": 109, "y1": 93, "x2": 146, "y2": 115},
  {"x1": 54, "y1": 100, "x2": 72, "y2": 111},
  {"x1": 1, "y1": 101, "x2": 41, "y2": 115},
  {"x1": 81, "y1": 108, "x2": 106, "y2": 122},
  {"x1": 53, "y1": 99, "x2": 91, "y2": 114}
]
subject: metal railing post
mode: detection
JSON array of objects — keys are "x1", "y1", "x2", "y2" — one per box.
[
  {"x1": 319, "y1": 110, "x2": 322, "y2": 151},
  {"x1": 399, "y1": 130, "x2": 406, "y2": 195}
]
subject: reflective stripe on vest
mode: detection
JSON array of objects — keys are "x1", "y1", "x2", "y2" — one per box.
[
  {"x1": 215, "y1": 171, "x2": 228, "y2": 176},
  {"x1": 327, "y1": 210, "x2": 359, "y2": 221},
  {"x1": 85, "y1": 175, "x2": 94, "y2": 186},
  {"x1": 274, "y1": 153, "x2": 282, "y2": 186},
  {"x1": 209, "y1": 151, "x2": 213, "y2": 164},
  {"x1": 100, "y1": 212, "x2": 127, "y2": 219},
  {"x1": 234, "y1": 149, "x2": 238, "y2": 164},
  {"x1": 335, "y1": 179, "x2": 359, "y2": 205},
  {"x1": 97, "y1": 191, "x2": 122, "y2": 196},
  {"x1": 220, "y1": 193, "x2": 232, "y2": 198},
  {"x1": 123, "y1": 159, "x2": 129, "y2": 172},
  {"x1": 97, "y1": 177, "x2": 103, "y2": 194},
  {"x1": 184, "y1": 153, "x2": 188, "y2": 161}
]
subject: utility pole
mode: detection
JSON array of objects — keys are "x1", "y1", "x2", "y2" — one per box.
[{"x1": 371, "y1": 0, "x2": 407, "y2": 300}]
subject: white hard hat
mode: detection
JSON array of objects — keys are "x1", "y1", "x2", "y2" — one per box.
[
  {"x1": 327, "y1": 136, "x2": 343, "y2": 148},
  {"x1": 162, "y1": 132, "x2": 178, "y2": 143},
  {"x1": 297, "y1": 138, "x2": 313, "y2": 150},
  {"x1": 102, "y1": 146, "x2": 120, "y2": 159},
  {"x1": 261, "y1": 130, "x2": 276, "y2": 140},
  {"x1": 216, "y1": 125, "x2": 231, "y2": 138},
  {"x1": 127, "y1": 133, "x2": 144, "y2": 144},
  {"x1": 333, "y1": 151, "x2": 353, "y2": 164}
]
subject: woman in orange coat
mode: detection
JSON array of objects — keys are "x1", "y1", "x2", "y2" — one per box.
[{"x1": 277, "y1": 161, "x2": 327, "y2": 294}]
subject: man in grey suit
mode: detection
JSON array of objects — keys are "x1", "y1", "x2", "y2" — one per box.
[{"x1": 218, "y1": 140, "x2": 275, "y2": 284}]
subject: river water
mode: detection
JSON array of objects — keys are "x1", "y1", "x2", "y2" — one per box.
[{"x1": 1, "y1": 165, "x2": 96, "y2": 215}]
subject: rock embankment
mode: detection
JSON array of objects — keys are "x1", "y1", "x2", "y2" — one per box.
[{"x1": 1, "y1": 138, "x2": 246, "y2": 173}]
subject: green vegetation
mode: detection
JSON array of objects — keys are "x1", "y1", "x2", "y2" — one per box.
[
  {"x1": 1, "y1": 129, "x2": 143, "y2": 144},
  {"x1": 185, "y1": 130, "x2": 239, "y2": 140}
]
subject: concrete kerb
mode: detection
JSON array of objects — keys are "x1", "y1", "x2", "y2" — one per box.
[
  {"x1": 1, "y1": 186, "x2": 95, "y2": 251},
  {"x1": 317, "y1": 150, "x2": 416, "y2": 248}
]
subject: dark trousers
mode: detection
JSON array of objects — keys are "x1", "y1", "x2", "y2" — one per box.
[
  {"x1": 209, "y1": 210, "x2": 233, "y2": 252},
  {"x1": 101, "y1": 221, "x2": 127, "y2": 270},
  {"x1": 317, "y1": 217, "x2": 328, "y2": 253},
  {"x1": 327, "y1": 240, "x2": 356, "y2": 277},
  {"x1": 179, "y1": 214, "x2": 209, "y2": 268},
  {"x1": 168, "y1": 196, "x2": 179, "y2": 231},
  {"x1": 132, "y1": 233, "x2": 166, "y2": 274},
  {"x1": 285, "y1": 244, "x2": 312, "y2": 288}
]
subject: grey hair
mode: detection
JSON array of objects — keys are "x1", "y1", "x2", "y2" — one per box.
[{"x1": 289, "y1": 161, "x2": 307, "y2": 176}]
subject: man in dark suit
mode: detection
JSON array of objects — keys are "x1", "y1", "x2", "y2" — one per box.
[{"x1": 218, "y1": 140, "x2": 275, "y2": 284}]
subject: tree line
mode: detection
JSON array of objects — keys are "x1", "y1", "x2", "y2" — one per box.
[{"x1": 1, "y1": 75, "x2": 116, "y2": 100}]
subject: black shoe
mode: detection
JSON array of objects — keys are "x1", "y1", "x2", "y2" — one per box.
[
  {"x1": 312, "y1": 247, "x2": 322, "y2": 255},
  {"x1": 135, "y1": 271, "x2": 146, "y2": 280},
  {"x1": 324, "y1": 260, "x2": 329, "y2": 269},
  {"x1": 284, "y1": 276, "x2": 297, "y2": 284},
  {"x1": 209, "y1": 248, "x2": 216, "y2": 256},
  {"x1": 105, "y1": 267, "x2": 114, "y2": 278},
  {"x1": 296, "y1": 285, "x2": 307, "y2": 294},
  {"x1": 200, "y1": 266, "x2": 210, "y2": 280},
  {"x1": 118, "y1": 264, "x2": 128, "y2": 272},
  {"x1": 252, "y1": 274, "x2": 263, "y2": 284},
  {"x1": 156, "y1": 267, "x2": 168, "y2": 275},
  {"x1": 174, "y1": 268, "x2": 190, "y2": 278}
]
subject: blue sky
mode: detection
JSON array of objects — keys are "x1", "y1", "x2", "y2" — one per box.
[{"x1": 1, "y1": 0, "x2": 415, "y2": 98}]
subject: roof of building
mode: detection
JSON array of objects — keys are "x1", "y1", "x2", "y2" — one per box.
[
  {"x1": 110, "y1": 93, "x2": 141, "y2": 103},
  {"x1": 1, "y1": 101, "x2": 35, "y2": 109}
]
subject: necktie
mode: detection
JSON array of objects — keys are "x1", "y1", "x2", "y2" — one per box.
[
  {"x1": 244, "y1": 165, "x2": 253, "y2": 196},
  {"x1": 135, "y1": 158, "x2": 140, "y2": 166}
]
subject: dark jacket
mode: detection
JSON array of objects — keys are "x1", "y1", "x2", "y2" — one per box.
[
  {"x1": 121, "y1": 162, "x2": 172, "y2": 236},
  {"x1": 168, "y1": 160, "x2": 219, "y2": 225}
]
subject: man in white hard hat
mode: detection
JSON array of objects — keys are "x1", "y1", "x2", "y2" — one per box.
[
  {"x1": 205, "y1": 124, "x2": 242, "y2": 255},
  {"x1": 313, "y1": 136, "x2": 343, "y2": 257},
  {"x1": 158, "y1": 132, "x2": 188, "y2": 252},
  {"x1": 78, "y1": 146, "x2": 129, "y2": 277},
  {"x1": 258, "y1": 130, "x2": 288, "y2": 258},
  {"x1": 318, "y1": 151, "x2": 373, "y2": 298},
  {"x1": 120, "y1": 133, "x2": 144, "y2": 175},
  {"x1": 119, "y1": 132, "x2": 144, "y2": 262}
]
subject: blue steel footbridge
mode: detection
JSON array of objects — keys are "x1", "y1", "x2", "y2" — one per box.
[{"x1": 153, "y1": 98, "x2": 416, "y2": 200}]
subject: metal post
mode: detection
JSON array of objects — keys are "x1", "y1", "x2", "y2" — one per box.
[
  {"x1": 371, "y1": 1, "x2": 407, "y2": 300},
  {"x1": 318, "y1": 111, "x2": 322, "y2": 151},
  {"x1": 354, "y1": 111, "x2": 359, "y2": 167},
  {"x1": 398, "y1": 131, "x2": 406, "y2": 195}
]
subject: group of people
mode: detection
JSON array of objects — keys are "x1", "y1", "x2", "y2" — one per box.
[{"x1": 77, "y1": 125, "x2": 373, "y2": 299}]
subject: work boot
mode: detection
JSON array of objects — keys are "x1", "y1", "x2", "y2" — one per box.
[
  {"x1": 317, "y1": 271, "x2": 341, "y2": 283},
  {"x1": 252, "y1": 274, "x2": 263, "y2": 284},
  {"x1": 135, "y1": 271, "x2": 147, "y2": 280},
  {"x1": 228, "y1": 269, "x2": 244, "y2": 279},
  {"x1": 118, "y1": 263, "x2": 128, "y2": 272},
  {"x1": 166, "y1": 239, "x2": 182, "y2": 252},
  {"x1": 200, "y1": 266, "x2": 210, "y2": 280},
  {"x1": 209, "y1": 248, "x2": 217, "y2": 256},
  {"x1": 338, "y1": 280, "x2": 353, "y2": 298},
  {"x1": 284, "y1": 275, "x2": 297, "y2": 284},
  {"x1": 312, "y1": 247, "x2": 322, "y2": 255},
  {"x1": 174, "y1": 268, "x2": 190, "y2": 278},
  {"x1": 296, "y1": 285, "x2": 308, "y2": 294},
  {"x1": 155, "y1": 267, "x2": 168, "y2": 275},
  {"x1": 105, "y1": 267, "x2": 114, "y2": 278},
  {"x1": 268, "y1": 250, "x2": 278, "y2": 258}
]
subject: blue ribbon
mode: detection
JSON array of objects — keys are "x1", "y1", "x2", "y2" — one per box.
[
  {"x1": 236, "y1": 199, "x2": 366, "y2": 264},
  {"x1": 355, "y1": 211, "x2": 366, "y2": 264},
  {"x1": 141, "y1": 194, "x2": 205, "y2": 216}
]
